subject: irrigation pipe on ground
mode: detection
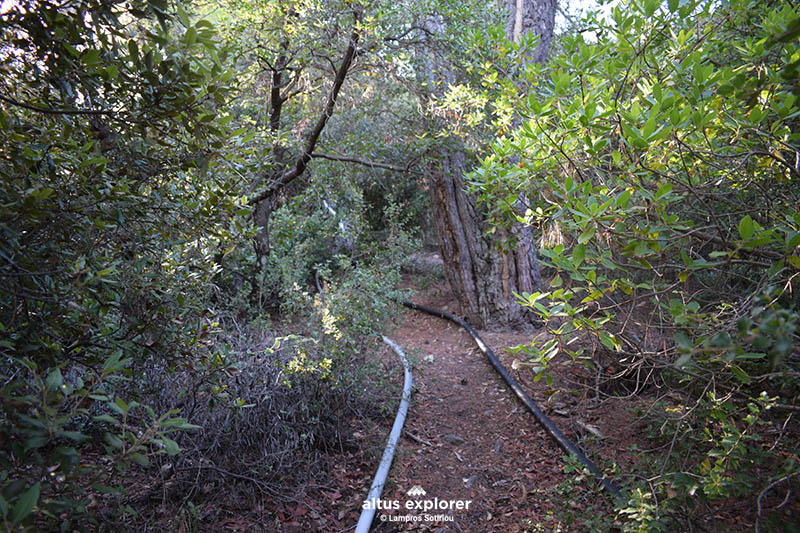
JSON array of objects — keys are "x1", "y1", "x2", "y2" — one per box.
[
  {"x1": 355, "y1": 335, "x2": 413, "y2": 533},
  {"x1": 401, "y1": 300, "x2": 622, "y2": 498}
]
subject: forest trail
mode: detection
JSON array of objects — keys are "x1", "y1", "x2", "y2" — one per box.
[
  {"x1": 364, "y1": 276, "x2": 573, "y2": 532},
  {"x1": 289, "y1": 267, "x2": 633, "y2": 532}
]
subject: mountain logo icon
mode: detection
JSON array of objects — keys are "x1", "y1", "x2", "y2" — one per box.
[{"x1": 407, "y1": 485, "x2": 427, "y2": 497}]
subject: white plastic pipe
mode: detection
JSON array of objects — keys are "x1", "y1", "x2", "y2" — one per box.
[{"x1": 355, "y1": 335, "x2": 413, "y2": 533}]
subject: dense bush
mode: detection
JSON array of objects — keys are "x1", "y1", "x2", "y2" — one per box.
[
  {"x1": 470, "y1": 0, "x2": 799, "y2": 529},
  {"x1": 0, "y1": 1, "x2": 249, "y2": 528},
  {"x1": 0, "y1": 1, "x2": 418, "y2": 527},
  {"x1": 266, "y1": 180, "x2": 416, "y2": 349}
]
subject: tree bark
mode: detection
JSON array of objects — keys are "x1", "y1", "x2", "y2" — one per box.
[
  {"x1": 429, "y1": 150, "x2": 541, "y2": 328},
  {"x1": 505, "y1": 0, "x2": 556, "y2": 65},
  {"x1": 418, "y1": 0, "x2": 552, "y2": 330}
]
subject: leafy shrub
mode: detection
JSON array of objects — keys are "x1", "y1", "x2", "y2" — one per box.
[
  {"x1": 0, "y1": 2, "x2": 243, "y2": 528},
  {"x1": 469, "y1": 0, "x2": 800, "y2": 528},
  {"x1": 265, "y1": 181, "x2": 416, "y2": 350}
]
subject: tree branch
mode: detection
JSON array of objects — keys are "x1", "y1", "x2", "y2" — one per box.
[
  {"x1": 249, "y1": 9, "x2": 363, "y2": 206},
  {"x1": 310, "y1": 152, "x2": 423, "y2": 174},
  {"x1": 690, "y1": 230, "x2": 783, "y2": 261},
  {"x1": 0, "y1": 93, "x2": 115, "y2": 116}
]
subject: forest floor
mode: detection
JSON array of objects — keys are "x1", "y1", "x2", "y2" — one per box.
[
  {"x1": 283, "y1": 256, "x2": 642, "y2": 532},
  {"x1": 191, "y1": 255, "x2": 788, "y2": 532},
  {"x1": 138, "y1": 255, "x2": 792, "y2": 532}
]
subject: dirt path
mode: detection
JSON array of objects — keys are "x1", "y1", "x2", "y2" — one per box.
[
  {"x1": 364, "y1": 284, "x2": 571, "y2": 532},
  {"x1": 289, "y1": 274, "x2": 631, "y2": 532}
]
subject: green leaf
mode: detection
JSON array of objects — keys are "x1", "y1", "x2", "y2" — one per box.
[
  {"x1": 93, "y1": 414, "x2": 120, "y2": 425},
  {"x1": 185, "y1": 27, "x2": 197, "y2": 46},
  {"x1": 161, "y1": 437, "x2": 181, "y2": 455},
  {"x1": 82, "y1": 49, "x2": 102, "y2": 66},
  {"x1": 161, "y1": 417, "x2": 201, "y2": 430},
  {"x1": 572, "y1": 244, "x2": 586, "y2": 266},
  {"x1": 92, "y1": 483, "x2": 124, "y2": 495},
  {"x1": 616, "y1": 188, "x2": 632, "y2": 208},
  {"x1": 644, "y1": 0, "x2": 660, "y2": 17},
  {"x1": 736, "y1": 352, "x2": 766, "y2": 361},
  {"x1": 634, "y1": 241, "x2": 649, "y2": 256},
  {"x1": 578, "y1": 227, "x2": 595, "y2": 244},
  {"x1": 731, "y1": 365, "x2": 752, "y2": 384},
  {"x1": 103, "y1": 350, "x2": 130, "y2": 373},
  {"x1": 130, "y1": 453, "x2": 151, "y2": 467},
  {"x1": 113, "y1": 397, "x2": 129, "y2": 415},
  {"x1": 58, "y1": 430, "x2": 88, "y2": 442},
  {"x1": 104, "y1": 432, "x2": 124, "y2": 449},
  {"x1": 104, "y1": 64, "x2": 119, "y2": 80},
  {"x1": 128, "y1": 39, "x2": 139, "y2": 64},
  {"x1": 738, "y1": 215, "x2": 754, "y2": 240},
  {"x1": 11, "y1": 482, "x2": 39, "y2": 526},
  {"x1": 599, "y1": 332, "x2": 620, "y2": 351},
  {"x1": 176, "y1": 3, "x2": 191, "y2": 26},
  {"x1": 675, "y1": 331, "x2": 692, "y2": 350},
  {"x1": 675, "y1": 353, "x2": 692, "y2": 368},
  {"x1": 46, "y1": 368, "x2": 63, "y2": 391},
  {"x1": 769, "y1": 17, "x2": 800, "y2": 44}
]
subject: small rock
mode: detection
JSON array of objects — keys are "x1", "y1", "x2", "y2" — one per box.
[
  {"x1": 575, "y1": 418, "x2": 604, "y2": 438},
  {"x1": 443, "y1": 433, "x2": 465, "y2": 445}
]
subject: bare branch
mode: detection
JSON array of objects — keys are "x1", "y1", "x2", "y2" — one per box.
[
  {"x1": 249, "y1": 9, "x2": 363, "y2": 206},
  {"x1": 311, "y1": 152, "x2": 423, "y2": 174},
  {"x1": 0, "y1": 93, "x2": 115, "y2": 116}
]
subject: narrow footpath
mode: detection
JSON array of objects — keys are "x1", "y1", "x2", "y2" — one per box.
[
  {"x1": 370, "y1": 285, "x2": 569, "y2": 532},
  {"x1": 302, "y1": 274, "x2": 629, "y2": 533}
]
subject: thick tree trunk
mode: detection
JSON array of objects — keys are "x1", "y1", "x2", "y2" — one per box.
[
  {"x1": 429, "y1": 149, "x2": 541, "y2": 328},
  {"x1": 418, "y1": 0, "x2": 552, "y2": 329}
]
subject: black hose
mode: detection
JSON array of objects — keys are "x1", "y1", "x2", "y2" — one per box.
[{"x1": 401, "y1": 300, "x2": 622, "y2": 498}]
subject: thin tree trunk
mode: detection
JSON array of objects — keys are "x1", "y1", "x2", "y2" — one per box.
[{"x1": 249, "y1": 10, "x2": 361, "y2": 269}]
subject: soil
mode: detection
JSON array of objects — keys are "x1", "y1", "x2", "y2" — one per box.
[{"x1": 367, "y1": 283, "x2": 574, "y2": 532}]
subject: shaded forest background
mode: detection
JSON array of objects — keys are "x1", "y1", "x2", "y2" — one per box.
[{"x1": 1, "y1": 0, "x2": 798, "y2": 530}]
